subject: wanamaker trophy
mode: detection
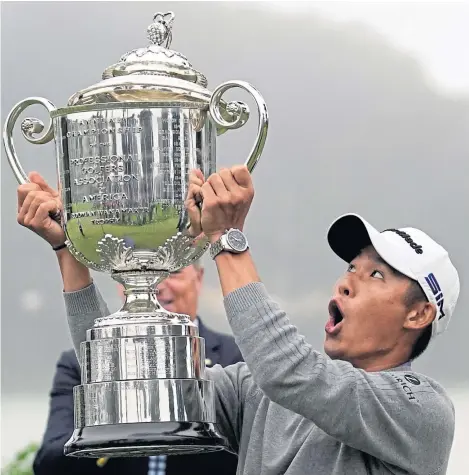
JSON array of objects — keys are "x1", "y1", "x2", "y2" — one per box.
[{"x1": 3, "y1": 11, "x2": 268, "y2": 458}]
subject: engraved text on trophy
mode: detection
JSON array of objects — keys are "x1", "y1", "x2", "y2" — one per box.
[{"x1": 55, "y1": 107, "x2": 215, "y2": 263}]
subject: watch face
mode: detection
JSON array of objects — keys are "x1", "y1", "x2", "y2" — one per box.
[{"x1": 226, "y1": 229, "x2": 248, "y2": 251}]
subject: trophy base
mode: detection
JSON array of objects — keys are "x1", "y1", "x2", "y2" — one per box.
[
  {"x1": 72, "y1": 317, "x2": 226, "y2": 458},
  {"x1": 64, "y1": 421, "x2": 229, "y2": 457}
]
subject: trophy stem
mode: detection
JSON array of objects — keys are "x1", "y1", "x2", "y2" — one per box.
[
  {"x1": 118, "y1": 272, "x2": 165, "y2": 314},
  {"x1": 93, "y1": 271, "x2": 192, "y2": 327}
]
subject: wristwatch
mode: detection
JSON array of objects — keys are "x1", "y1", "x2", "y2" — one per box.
[{"x1": 210, "y1": 228, "x2": 249, "y2": 259}]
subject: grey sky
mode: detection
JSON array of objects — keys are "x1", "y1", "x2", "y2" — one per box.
[{"x1": 2, "y1": 1, "x2": 468, "y2": 397}]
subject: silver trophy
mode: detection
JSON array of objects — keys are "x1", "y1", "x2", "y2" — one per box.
[{"x1": 3, "y1": 11, "x2": 268, "y2": 458}]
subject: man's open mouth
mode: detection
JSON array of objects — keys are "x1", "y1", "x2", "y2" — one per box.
[{"x1": 325, "y1": 300, "x2": 344, "y2": 335}]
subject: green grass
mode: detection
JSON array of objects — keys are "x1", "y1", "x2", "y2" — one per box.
[{"x1": 66, "y1": 209, "x2": 184, "y2": 265}]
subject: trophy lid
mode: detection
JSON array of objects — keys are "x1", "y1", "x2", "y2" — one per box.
[{"x1": 68, "y1": 12, "x2": 211, "y2": 106}]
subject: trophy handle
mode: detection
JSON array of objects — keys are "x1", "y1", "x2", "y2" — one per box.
[
  {"x1": 3, "y1": 97, "x2": 56, "y2": 184},
  {"x1": 209, "y1": 81, "x2": 269, "y2": 173}
]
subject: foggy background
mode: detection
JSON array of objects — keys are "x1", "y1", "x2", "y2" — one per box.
[{"x1": 1, "y1": 1, "x2": 468, "y2": 472}]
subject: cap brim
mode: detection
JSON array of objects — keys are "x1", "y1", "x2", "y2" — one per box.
[
  {"x1": 327, "y1": 213, "x2": 417, "y2": 280},
  {"x1": 327, "y1": 214, "x2": 378, "y2": 263}
]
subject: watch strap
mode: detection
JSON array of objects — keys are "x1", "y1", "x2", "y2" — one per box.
[{"x1": 209, "y1": 237, "x2": 225, "y2": 260}]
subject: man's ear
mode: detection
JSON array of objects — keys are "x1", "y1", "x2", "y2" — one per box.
[{"x1": 403, "y1": 302, "x2": 436, "y2": 331}]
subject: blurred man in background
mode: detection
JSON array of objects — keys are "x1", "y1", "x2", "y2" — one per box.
[{"x1": 20, "y1": 172, "x2": 243, "y2": 475}]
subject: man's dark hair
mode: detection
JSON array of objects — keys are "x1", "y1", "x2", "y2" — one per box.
[{"x1": 403, "y1": 280, "x2": 432, "y2": 360}]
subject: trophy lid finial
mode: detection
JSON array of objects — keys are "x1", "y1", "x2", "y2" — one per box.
[
  {"x1": 147, "y1": 12, "x2": 175, "y2": 48},
  {"x1": 97, "y1": 10, "x2": 206, "y2": 87},
  {"x1": 68, "y1": 11, "x2": 210, "y2": 106}
]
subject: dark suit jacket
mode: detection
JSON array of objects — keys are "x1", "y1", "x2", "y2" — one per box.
[{"x1": 33, "y1": 318, "x2": 243, "y2": 475}]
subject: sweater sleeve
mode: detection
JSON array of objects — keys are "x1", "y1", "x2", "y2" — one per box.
[{"x1": 64, "y1": 282, "x2": 109, "y2": 357}]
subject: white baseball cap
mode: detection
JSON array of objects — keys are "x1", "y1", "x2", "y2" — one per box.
[{"x1": 327, "y1": 213, "x2": 460, "y2": 339}]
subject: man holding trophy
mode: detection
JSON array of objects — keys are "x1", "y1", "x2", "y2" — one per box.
[
  {"x1": 16, "y1": 164, "x2": 458, "y2": 474},
  {"x1": 8, "y1": 10, "x2": 458, "y2": 475}
]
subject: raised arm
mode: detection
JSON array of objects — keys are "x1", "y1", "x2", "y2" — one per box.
[
  {"x1": 55, "y1": 239, "x2": 109, "y2": 355},
  {"x1": 16, "y1": 172, "x2": 105, "y2": 355}
]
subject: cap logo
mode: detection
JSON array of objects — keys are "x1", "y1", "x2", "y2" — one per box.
[
  {"x1": 382, "y1": 229, "x2": 423, "y2": 254},
  {"x1": 425, "y1": 273, "x2": 445, "y2": 320}
]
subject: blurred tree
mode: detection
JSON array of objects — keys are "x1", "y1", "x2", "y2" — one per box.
[{"x1": 2, "y1": 443, "x2": 38, "y2": 475}]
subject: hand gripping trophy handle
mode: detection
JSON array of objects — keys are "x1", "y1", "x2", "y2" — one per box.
[
  {"x1": 209, "y1": 80, "x2": 269, "y2": 173},
  {"x1": 3, "y1": 97, "x2": 56, "y2": 184}
]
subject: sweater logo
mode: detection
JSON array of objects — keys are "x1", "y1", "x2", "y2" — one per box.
[
  {"x1": 393, "y1": 374, "x2": 418, "y2": 402},
  {"x1": 404, "y1": 374, "x2": 421, "y2": 386}
]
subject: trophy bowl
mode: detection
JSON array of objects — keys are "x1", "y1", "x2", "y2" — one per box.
[{"x1": 3, "y1": 11, "x2": 268, "y2": 458}]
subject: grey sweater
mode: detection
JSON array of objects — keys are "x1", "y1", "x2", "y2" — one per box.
[{"x1": 65, "y1": 282, "x2": 454, "y2": 475}]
